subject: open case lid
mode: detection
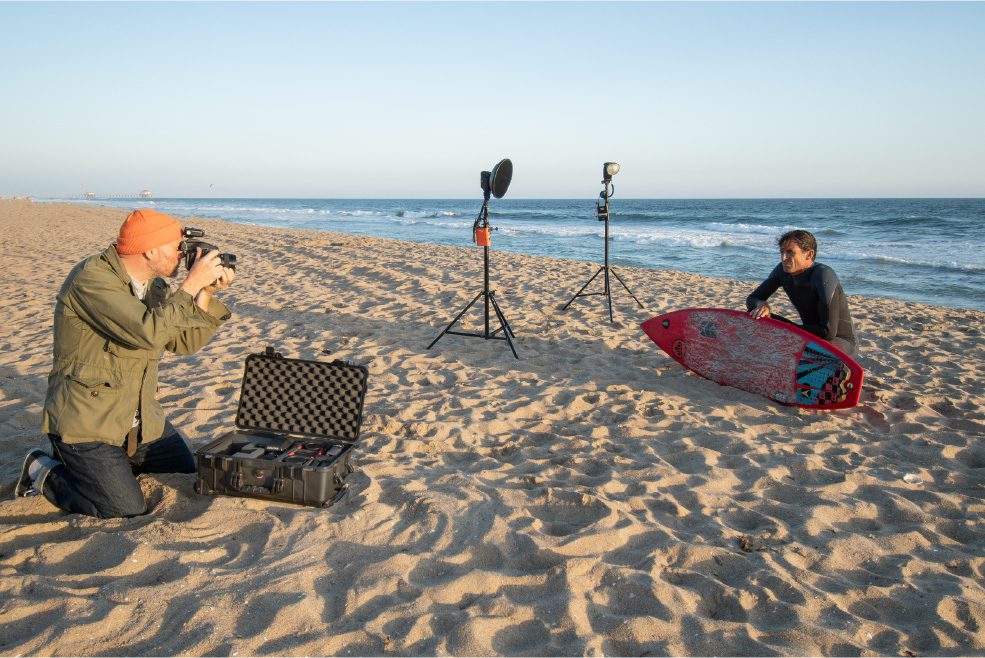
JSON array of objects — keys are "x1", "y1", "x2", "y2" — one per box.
[{"x1": 235, "y1": 348, "x2": 369, "y2": 444}]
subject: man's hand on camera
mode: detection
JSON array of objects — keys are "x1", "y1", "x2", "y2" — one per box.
[
  {"x1": 179, "y1": 249, "x2": 225, "y2": 298},
  {"x1": 203, "y1": 266, "x2": 235, "y2": 294},
  {"x1": 191, "y1": 261, "x2": 235, "y2": 312}
]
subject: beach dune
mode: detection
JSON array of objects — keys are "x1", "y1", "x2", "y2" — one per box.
[{"x1": 1, "y1": 200, "x2": 983, "y2": 656}]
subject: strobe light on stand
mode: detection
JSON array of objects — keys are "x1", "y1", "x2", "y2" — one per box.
[
  {"x1": 562, "y1": 162, "x2": 643, "y2": 322},
  {"x1": 427, "y1": 158, "x2": 519, "y2": 359}
]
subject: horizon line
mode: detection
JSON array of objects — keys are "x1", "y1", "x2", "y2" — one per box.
[{"x1": 20, "y1": 195, "x2": 985, "y2": 202}]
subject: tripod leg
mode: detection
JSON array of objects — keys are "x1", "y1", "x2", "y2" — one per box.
[
  {"x1": 488, "y1": 293, "x2": 519, "y2": 359},
  {"x1": 427, "y1": 292, "x2": 483, "y2": 350},
  {"x1": 488, "y1": 292, "x2": 516, "y2": 338},
  {"x1": 610, "y1": 267, "x2": 644, "y2": 308},
  {"x1": 562, "y1": 267, "x2": 605, "y2": 310},
  {"x1": 604, "y1": 267, "x2": 614, "y2": 323}
]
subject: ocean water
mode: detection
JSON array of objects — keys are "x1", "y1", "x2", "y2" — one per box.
[{"x1": 43, "y1": 197, "x2": 985, "y2": 312}]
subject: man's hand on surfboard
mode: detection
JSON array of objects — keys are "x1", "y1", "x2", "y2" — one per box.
[{"x1": 750, "y1": 302, "x2": 771, "y2": 319}]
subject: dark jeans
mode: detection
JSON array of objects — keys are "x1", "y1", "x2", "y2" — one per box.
[{"x1": 43, "y1": 421, "x2": 196, "y2": 518}]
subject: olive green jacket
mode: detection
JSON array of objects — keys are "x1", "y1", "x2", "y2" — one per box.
[{"x1": 42, "y1": 246, "x2": 231, "y2": 445}]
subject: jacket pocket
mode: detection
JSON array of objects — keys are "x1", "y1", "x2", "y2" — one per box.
[
  {"x1": 46, "y1": 363, "x2": 130, "y2": 442},
  {"x1": 65, "y1": 365, "x2": 119, "y2": 390},
  {"x1": 65, "y1": 364, "x2": 120, "y2": 396}
]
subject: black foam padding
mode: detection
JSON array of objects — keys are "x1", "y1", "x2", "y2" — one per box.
[{"x1": 235, "y1": 354, "x2": 368, "y2": 442}]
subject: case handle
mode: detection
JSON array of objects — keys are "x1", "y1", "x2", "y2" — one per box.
[{"x1": 326, "y1": 483, "x2": 349, "y2": 507}]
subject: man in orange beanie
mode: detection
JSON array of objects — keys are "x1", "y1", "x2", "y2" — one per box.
[{"x1": 16, "y1": 209, "x2": 235, "y2": 517}]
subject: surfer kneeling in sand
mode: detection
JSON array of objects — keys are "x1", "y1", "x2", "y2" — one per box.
[
  {"x1": 747, "y1": 229, "x2": 858, "y2": 357},
  {"x1": 15, "y1": 209, "x2": 235, "y2": 517}
]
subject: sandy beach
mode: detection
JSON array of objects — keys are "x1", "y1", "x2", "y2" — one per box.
[{"x1": 0, "y1": 199, "x2": 982, "y2": 656}]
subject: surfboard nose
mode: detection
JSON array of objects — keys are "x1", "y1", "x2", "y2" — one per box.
[
  {"x1": 641, "y1": 315, "x2": 672, "y2": 335},
  {"x1": 641, "y1": 315, "x2": 673, "y2": 349}
]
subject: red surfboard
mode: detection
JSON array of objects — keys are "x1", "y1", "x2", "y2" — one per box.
[{"x1": 642, "y1": 308, "x2": 863, "y2": 409}]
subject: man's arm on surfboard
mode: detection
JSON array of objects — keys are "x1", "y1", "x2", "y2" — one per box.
[{"x1": 746, "y1": 264, "x2": 783, "y2": 316}]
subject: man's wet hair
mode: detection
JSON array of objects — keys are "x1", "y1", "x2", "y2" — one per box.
[{"x1": 778, "y1": 230, "x2": 817, "y2": 257}]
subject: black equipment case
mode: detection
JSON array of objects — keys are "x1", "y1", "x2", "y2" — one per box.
[{"x1": 194, "y1": 347, "x2": 369, "y2": 507}]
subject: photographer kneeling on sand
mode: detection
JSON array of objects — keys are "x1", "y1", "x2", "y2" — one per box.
[{"x1": 15, "y1": 209, "x2": 235, "y2": 518}]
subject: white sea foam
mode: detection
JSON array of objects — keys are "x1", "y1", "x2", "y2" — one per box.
[
  {"x1": 847, "y1": 252, "x2": 985, "y2": 273},
  {"x1": 397, "y1": 210, "x2": 461, "y2": 219},
  {"x1": 703, "y1": 222, "x2": 804, "y2": 235},
  {"x1": 383, "y1": 214, "x2": 472, "y2": 230},
  {"x1": 495, "y1": 222, "x2": 772, "y2": 251},
  {"x1": 497, "y1": 224, "x2": 601, "y2": 238},
  {"x1": 336, "y1": 210, "x2": 387, "y2": 217}
]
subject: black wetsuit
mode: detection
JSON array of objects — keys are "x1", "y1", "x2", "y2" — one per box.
[{"x1": 746, "y1": 262, "x2": 858, "y2": 356}]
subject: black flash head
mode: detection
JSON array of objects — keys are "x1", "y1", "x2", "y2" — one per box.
[
  {"x1": 602, "y1": 162, "x2": 620, "y2": 182},
  {"x1": 182, "y1": 227, "x2": 205, "y2": 238},
  {"x1": 481, "y1": 158, "x2": 513, "y2": 200}
]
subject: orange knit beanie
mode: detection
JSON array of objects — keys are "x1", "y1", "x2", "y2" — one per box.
[{"x1": 116, "y1": 209, "x2": 182, "y2": 255}]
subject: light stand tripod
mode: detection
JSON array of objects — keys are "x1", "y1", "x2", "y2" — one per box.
[
  {"x1": 562, "y1": 162, "x2": 643, "y2": 323},
  {"x1": 427, "y1": 159, "x2": 518, "y2": 359}
]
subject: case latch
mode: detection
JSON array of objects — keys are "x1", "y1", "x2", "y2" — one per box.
[{"x1": 263, "y1": 346, "x2": 283, "y2": 358}]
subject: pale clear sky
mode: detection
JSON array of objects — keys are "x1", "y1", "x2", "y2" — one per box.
[{"x1": 2, "y1": 1, "x2": 983, "y2": 198}]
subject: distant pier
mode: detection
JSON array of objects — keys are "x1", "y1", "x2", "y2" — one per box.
[{"x1": 84, "y1": 189, "x2": 153, "y2": 199}]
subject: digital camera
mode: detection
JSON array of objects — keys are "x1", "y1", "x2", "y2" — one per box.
[{"x1": 180, "y1": 227, "x2": 237, "y2": 271}]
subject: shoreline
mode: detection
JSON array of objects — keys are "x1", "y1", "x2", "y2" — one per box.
[
  {"x1": 25, "y1": 198, "x2": 985, "y2": 312},
  {"x1": 1, "y1": 199, "x2": 983, "y2": 656}
]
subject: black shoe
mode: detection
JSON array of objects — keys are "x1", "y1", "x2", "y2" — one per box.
[{"x1": 15, "y1": 449, "x2": 48, "y2": 497}]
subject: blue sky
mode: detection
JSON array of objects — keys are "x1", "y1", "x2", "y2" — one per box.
[{"x1": 2, "y1": 1, "x2": 983, "y2": 198}]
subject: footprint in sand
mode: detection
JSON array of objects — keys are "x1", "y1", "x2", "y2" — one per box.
[{"x1": 861, "y1": 405, "x2": 891, "y2": 430}]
